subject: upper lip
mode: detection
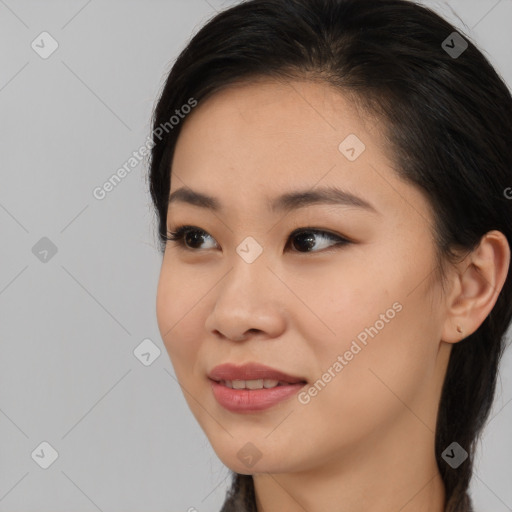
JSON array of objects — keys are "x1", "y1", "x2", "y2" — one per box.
[{"x1": 208, "y1": 362, "x2": 307, "y2": 384}]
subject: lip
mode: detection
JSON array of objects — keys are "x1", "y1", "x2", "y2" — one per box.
[
  {"x1": 208, "y1": 362, "x2": 307, "y2": 384},
  {"x1": 208, "y1": 362, "x2": 308, "y2": 413}
]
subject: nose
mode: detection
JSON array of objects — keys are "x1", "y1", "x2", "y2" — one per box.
[{"x1": 204, "y1": 258, "x2": 287, "y2": 342}]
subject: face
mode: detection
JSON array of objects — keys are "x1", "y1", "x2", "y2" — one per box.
[{"x1": 156, "y1": 78, "x2": 451, "y2": 476}]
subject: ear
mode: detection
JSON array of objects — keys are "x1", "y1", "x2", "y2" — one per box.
[{"x1": 441, "y1": 230, "x2": 510, "y2": 344}]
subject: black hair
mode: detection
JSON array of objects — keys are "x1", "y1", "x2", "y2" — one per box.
[{"x1": 147, "y1": 1, "x2": 512, "y2": 510}]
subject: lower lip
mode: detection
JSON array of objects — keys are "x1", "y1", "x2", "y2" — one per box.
[{"x1": 209, "y1": 379, "x2": 307, "y2": 413}]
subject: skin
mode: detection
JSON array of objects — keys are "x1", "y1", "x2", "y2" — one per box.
[{"x1": 155, "y1": 77, "x2": 510, "y2": 512}]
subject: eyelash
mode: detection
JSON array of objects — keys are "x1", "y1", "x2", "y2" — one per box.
[{"x1": 164, "y1": 224, "x2": 352, "y2": 254}]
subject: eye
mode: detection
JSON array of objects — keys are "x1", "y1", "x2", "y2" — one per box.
[
  {"x1": 165, "y1": 225, "x2": 218, "y2": 251},
  {"x1": 164, "y1": 225, "x2": 352, "y2": 253}
]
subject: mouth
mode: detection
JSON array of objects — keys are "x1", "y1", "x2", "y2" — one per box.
[
  {"x1": 208, "y1": 361, "x2": 308, "y2": 387},
  {"x1": 207, "y1": 362, "x2": 308, "y2": 412}
]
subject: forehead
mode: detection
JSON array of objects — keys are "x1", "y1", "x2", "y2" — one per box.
[
  {"x1": 176, "y1": 77, "x2": 372, "y2": 147},
  {"x1": 173, "y1": 79, "x2": 374, "y2": 179},
  {"x1": 169, "y1": 78, "x2": 432, "y2": 227}
]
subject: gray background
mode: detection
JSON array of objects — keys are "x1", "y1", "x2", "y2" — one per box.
[{"x1": 0, "y1": 0, "x2": 511, "y2": 511}]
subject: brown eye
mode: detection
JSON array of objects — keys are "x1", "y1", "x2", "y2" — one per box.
[
  {"x1": 287, "y1": 229, "x2": 351, "y2": 253},
  {"x1": 165, "y1": 226, "x2": 216, "y2": 250}
]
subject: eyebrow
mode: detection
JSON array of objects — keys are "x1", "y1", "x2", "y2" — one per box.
[{"x1": 168, "y1": 185, "x2": 378, "y2": 215}]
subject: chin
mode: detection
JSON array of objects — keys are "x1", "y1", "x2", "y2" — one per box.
[{"x1": 211, "y1": 442, "x2": 295, "y2": 475}]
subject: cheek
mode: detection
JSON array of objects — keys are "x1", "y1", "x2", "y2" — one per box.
[
  {"x1": 302, "y1": 255, "x2": 441, "y2": 423},
  {"x1": 156, "y1": 263, "x2": 202, "y2": 363},
  {"x1": 294, "y1": 306, "x2": 438, "y2": 454},
  {"x1": 288, "y1": 256, "x2": 395, "y2": 361},
  {"x1": 155, "y1": 267, "x2": 174, "y2": 346}
]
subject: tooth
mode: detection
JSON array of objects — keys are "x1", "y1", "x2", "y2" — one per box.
[
  {"x1": 225, "y1": 379, "x2": 282, "y2": 389},
  {"x1": 232, "y1": 380, "x2": 246, "y2": 389},
  {"x1": 246, "y1": 379, "x2": 264, "y2": 389}
]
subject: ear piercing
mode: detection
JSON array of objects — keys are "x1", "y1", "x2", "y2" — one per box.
[{"x1": 456, "y1": 325, "x2": 463, "y2": 334}]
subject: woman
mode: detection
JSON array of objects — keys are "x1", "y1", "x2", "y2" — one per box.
[{"x1": 148, "y1": 1, "x2": 512, "y2": 510}]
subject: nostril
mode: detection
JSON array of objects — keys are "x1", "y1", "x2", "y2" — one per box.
[{"x1": 234, "y1": 329, "x2": 260, "y2": 341}]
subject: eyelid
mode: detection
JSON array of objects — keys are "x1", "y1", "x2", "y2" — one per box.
[{"x1": 288, "y1": 226, "x2": 354, "y2": 243}]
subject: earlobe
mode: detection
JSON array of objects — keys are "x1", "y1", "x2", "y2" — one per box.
[{"x1": 441, "y1": 230, "x2": 510, "y2": 345}]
